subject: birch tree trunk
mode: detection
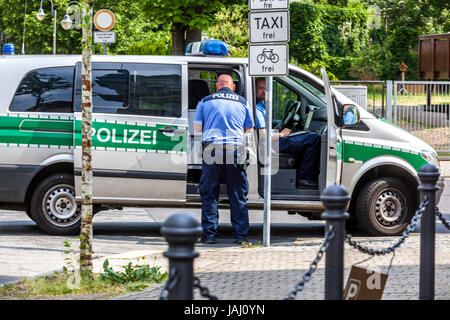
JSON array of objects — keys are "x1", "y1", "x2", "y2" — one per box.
[{"x1": 80, "y1": 0, "x2": 94, "y2": 277}]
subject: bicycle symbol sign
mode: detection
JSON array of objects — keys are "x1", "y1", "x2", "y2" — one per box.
[
  {"x1": 257, "y1": 48, "x2": 279, "y2": 64},
  {"x1": 249, "y1": 44, "x2": 288, "y2": 76}
]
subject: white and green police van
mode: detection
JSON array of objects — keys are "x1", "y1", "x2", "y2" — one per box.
[{"x1": 0, "y1": 41, "x2": 444, "y2": 236}]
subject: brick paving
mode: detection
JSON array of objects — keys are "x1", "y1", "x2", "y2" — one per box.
[{"x1": 114, "y1": 233, "x2": 450, "y2": 300}]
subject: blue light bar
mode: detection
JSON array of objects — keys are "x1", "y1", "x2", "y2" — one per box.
[
  {"x1": 202, "y1": 40, "x2": 228, "y2": 56},
  {"x1": 185, "y1": 40, "x2": 228, "y2": 56},
  {"x1": 3, "y1": 44, "x2": 15, "y2": 55}
]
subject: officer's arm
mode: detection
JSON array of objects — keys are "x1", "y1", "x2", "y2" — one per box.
[
  {"x1": 194, "y1": 102, "x2": 203, "y2": 133},
  {"x1": 258, "y1": 128, "x2": 290, "y2": 139},
  {"x1": 244, "y1": 127, "x2": 253, "y2": 133}
]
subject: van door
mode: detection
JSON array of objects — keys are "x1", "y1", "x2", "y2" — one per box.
[
  {"x1": 320, "y1": 67, "x2": 342, "y2": 186},
  {"x1": 73, "y1": 61, "x2": 188, "y2": 205}
]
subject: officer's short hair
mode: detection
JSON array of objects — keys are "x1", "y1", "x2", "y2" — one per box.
[{"x1": 255, "y1": 77, "x2": 265, "y2": 85}]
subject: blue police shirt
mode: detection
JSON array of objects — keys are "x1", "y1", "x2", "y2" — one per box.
[
  {"x1": 195, "y1": 87, "x2": 254, "y2": 145},
  {"x1": 255, "y1": 100, "x2": 266, "y2": 130}
]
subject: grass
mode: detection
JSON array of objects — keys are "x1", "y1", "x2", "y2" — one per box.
[
  {"x1": 240, "y1": 241, "x2": 263, "y2": 248},
  {"x1": 0, "y1": 259, "x2": 167, "y2": 300},
  {"x1": 0, "y1": 273, "x2": 127, "y2": 299}
]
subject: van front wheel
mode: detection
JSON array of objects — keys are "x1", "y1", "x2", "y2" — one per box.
[
  {"x1": 356, "y1": 178, "x2": 415, "y2": 236},
  {"x1": 30, "y1": 173, "x2": 81, "y2": 235}
]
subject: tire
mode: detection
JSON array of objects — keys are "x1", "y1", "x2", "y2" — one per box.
[
  {"x1": 30, "y1": 173, "x2": 81, "y2": 235},
  {"x1": 25, "y1": 209, "x2": 35, "y2": 222},
  {"x1": 355, "y1": 177, "x2": 415, "y2": 236}
]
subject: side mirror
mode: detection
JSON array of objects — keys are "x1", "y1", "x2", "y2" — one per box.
[{"x1": 343, "y1": 105, "x2": 358, "y2": 126}]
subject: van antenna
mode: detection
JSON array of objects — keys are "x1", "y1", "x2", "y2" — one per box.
[{"x1": 22, "y1": 0, "x2": 28, "y2": 55}]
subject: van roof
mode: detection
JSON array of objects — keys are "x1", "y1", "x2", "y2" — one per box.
[{"x1": 0, "y1": 54, "x2": 248, "y2": 65}]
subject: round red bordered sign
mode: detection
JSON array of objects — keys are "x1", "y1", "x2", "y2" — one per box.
[{"x1": 94, "y1": 9, "x2": 115, "y2": 31}]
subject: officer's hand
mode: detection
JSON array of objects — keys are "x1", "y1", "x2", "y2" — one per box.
[{"x1": 279, "y1": 128, "x2": 291, "y2": 138}]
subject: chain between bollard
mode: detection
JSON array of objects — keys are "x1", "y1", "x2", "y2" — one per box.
[
  {"x1": 285, "y1": 225, "x2": 335, "y2": 300},
  {"x1": 193, "y1": 276, "x2": 218, "y2": 300},
  {"x1": 435, "y1": 207, "x2": 450, "y2": 230},
  {"x1": 159, "y1": 268, "x2": 180, "y2": 300},
  {"x1": 345, "y1": 197, "x2": 430, "y2": 256}
]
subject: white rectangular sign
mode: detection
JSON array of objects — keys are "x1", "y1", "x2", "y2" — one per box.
[
  {"x1": 248, "y1": 44, "x2": 288, "y2": 76},
  {"x1": 249, "y1": 0, "x2": 289, "y2": 10},
  {"x1": 93, "y1": 31, "x2": 116, "y2": 44},
  {"x1": 249, "y1": 11, "x2": 289, "y2": 44}
]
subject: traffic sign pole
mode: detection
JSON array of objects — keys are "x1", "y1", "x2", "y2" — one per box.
[
  {"x1": 249, "y1": 0, "x2": 289, "y2": 248},
  {"x1": 263, "y1": 76, "x2": 273, "y2": 247}
]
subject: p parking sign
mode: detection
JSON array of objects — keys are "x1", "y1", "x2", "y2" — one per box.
[{"x1": 343, "y1": 266, "x2": 388, "y2": 300}]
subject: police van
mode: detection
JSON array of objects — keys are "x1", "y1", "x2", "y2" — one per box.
[{"x1": 0, "y1": 40, "x2": 444, "y2": 236}]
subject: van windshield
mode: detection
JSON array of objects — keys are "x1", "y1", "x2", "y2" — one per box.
[{"x1": 287, "y1": 75, "x2": 327, "y2": 103}]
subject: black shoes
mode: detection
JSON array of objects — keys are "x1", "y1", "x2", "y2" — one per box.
[
  {"x1": 201, "y1": 238, "x2": 216, "y2": 244},
  {"x1": 201, "y1": 238, "x2": 249, "y2": 245},
  {"x1": 234, "y1": 238, "x2": 249, "y2": 245},
  {"x1": 297, "y1": 179, "x2": 318, "y2": 189}
]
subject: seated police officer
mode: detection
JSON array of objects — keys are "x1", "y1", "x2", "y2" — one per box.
[
  {"x1": 255, "y1": 78, "x2": 320, "y2": 188},
  {"x1": 194, "y1": 74, "x2": 254, "y2": 244},
  {"x1": 343, "y1": 105, "x2": 356, "y2": 125}
]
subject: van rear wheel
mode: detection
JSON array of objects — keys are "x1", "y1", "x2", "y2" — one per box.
[
  {"x1": 356, "y1": 177, "x2": 415, "y2": 236},
  {"x1": 30, "y1": 173, "x2": 81, "y2": 235}
]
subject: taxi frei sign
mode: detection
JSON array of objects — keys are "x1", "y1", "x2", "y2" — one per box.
[
  {"x1": 248, "y1": 0, "x2": 289, "y2": 76},
  {"x1": 249, "y1": 0, "x2": 289, "y2": 10}
]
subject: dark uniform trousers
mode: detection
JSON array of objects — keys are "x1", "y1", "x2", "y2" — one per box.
[
  {"x1": 279, "y1": 132, "x2": 321, "y2": 182},
  {"x1": 199, "y1": 145, "x2": 249, "y2": 241}
]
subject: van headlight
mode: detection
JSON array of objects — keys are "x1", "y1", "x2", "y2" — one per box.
[{"x1": 420, "y1": 150, "x2": 440, "y2": 168}]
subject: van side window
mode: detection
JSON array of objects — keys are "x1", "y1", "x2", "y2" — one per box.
[
  {"x1": 124, "y1": 63, "x2": 182, "y2": 118},
  {"x1": 10, "y1": 67, "x2": 74, "y2": 113},
  {"x1": 74, "y1": 67, "x2": 129, "y2": 113},
  {"x1": 91, "y1": 70, "x2": 130, "y2": 111}
]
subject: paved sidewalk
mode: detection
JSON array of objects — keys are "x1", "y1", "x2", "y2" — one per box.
[{"x1": 114, "y1": 233, "x2": 450, "y2": 300}]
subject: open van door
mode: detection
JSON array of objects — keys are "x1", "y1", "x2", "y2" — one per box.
[{"x1": 321, "y1": 67, "x2": 342, "y2": 186}]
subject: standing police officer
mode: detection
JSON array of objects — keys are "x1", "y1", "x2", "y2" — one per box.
[{"x1": 194, "y1": 74, "x2": 254, "y2": 244}]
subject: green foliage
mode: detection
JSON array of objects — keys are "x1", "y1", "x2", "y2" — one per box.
[
  {"x1": 139, "y1": 0, "x2": 240, "y2": 32},
  {"x1": 0, "y1": 0, "x2": 170, "y2": 55},
  {"x1": 205, "y1": 4, "x2": 249, "y2": 48},
  {"x1": 0, "y1": 0, "x2": 82, "y2": 54},
  {"x1": 387, "y1": 26, "x2": 419, "y2": 80},
  {"x1": 1, "y1": 0, "x2": 448, "y2": 80},
  {"x1": 289, "y1": 1, "x2": 369, "y2": 79},
  {"x1": 95, "y1": 0, "x2": 171, "y2": 55},
  {"x1": 100, "y1": 259, "x2": 168, "y2": 285}
]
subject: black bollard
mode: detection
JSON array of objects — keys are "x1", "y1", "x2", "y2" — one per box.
[
  {"x1": 160, "y1": 213, "x2": 203, "y2": 300},
  {"x1": 418, "y1": 164, "x2": 440, "y2": 300},
  {"x1": 321, "y1": 184, "x2": 350, "y2": 300}
]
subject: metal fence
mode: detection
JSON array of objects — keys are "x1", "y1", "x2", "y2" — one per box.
[
  {"x1": 330, "y1": 80, "x2": 449, "y2": 155},
  {"x1": 391, "y1": 81, "x2": 450, "y2": 154},
  {"x1": 331, "y1": 80, "x2": 386, "y2": 118}
]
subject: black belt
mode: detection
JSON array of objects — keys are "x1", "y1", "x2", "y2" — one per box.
[{"x1": 202, "y1": 142, "x2": 242, "y2": 150}]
